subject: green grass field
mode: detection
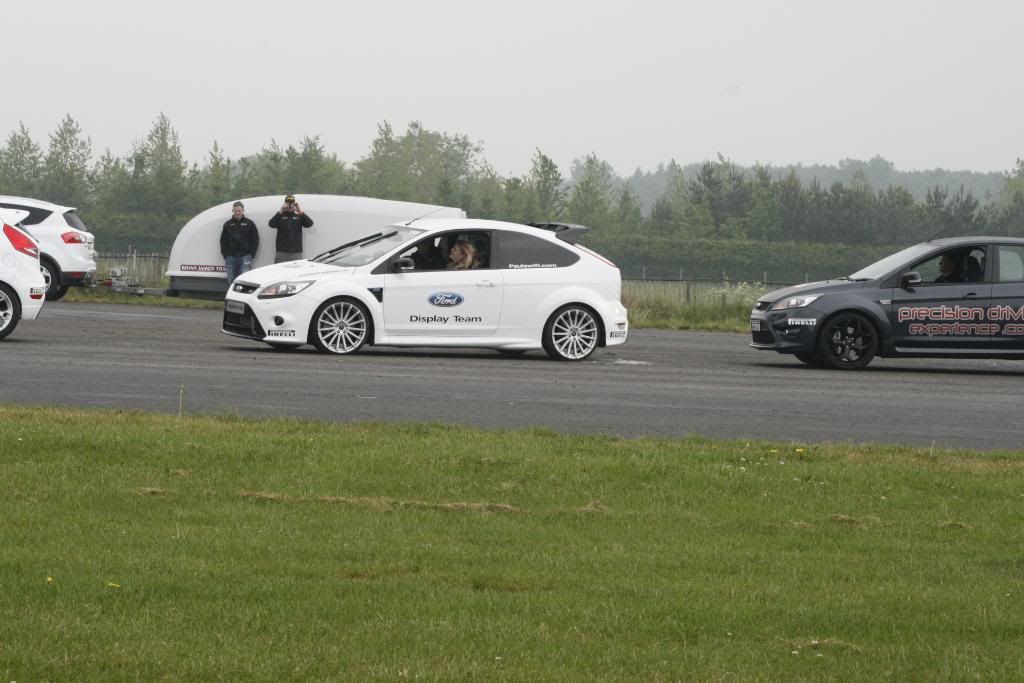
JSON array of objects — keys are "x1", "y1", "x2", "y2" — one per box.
[{"x1": 2, "y1": 407, "x2": 1022, "y2": 681}]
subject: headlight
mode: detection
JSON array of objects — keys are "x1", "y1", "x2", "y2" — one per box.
[
  {"x1": 770, "y1": 294, "x2": 822, "y2": 310},
  {"x1": 257, "y1": 280, "x2": 315, "y2": 299}
]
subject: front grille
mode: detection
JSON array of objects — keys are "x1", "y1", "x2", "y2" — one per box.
[
  {"x1": 232, "y1": 281, "x2": 259, "y2": 294},
  {"x1": 223, "y1": 303, "x2": 266, "y2": 339},
  {"x1": 751, "y1": 330, "x2": 775, "y2": 345}
]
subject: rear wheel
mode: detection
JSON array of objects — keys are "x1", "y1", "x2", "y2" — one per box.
[
  {"x1": 817, "y1": 313, "x2": 877, "y2": 370},
  {"x1": 0, "y1": 283, "x2": 22, "y2": 340},
  {"x1": 40, "y1": 259, "x2": 67, "y2": 301},
  {"x1": 310, "y1": 297, "x2": 371, "y2": 355},
  {"x1": 542, "y1": 305, "x2": 600, "y2": 361}
]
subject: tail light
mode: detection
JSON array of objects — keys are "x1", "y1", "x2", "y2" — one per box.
[
  {"x1": 3, "y1": 223, "x2": 39, "y2": 258},
  {"x1": 62, "y1": 231, "x2": 88, "y2": 244}
]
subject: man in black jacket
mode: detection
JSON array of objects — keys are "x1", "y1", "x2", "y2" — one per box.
[
  {"x1": 269, "y1": 194, "x2": 314, "y2": 263},
  {"x1": 220, "y1": 201, "x2": 260, "y2": 283}
]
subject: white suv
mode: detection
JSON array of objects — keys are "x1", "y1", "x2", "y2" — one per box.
[
  {"x1": 0, "y1": 208, "x2": 46, "y2": 340},
  {"x1": 0, "y1": 195, "x2": 96, "y2": 301}
]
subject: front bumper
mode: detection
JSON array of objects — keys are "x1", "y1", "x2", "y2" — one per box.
[
  {"x1": 749, "y1": 306, "x2": 823, "y2": 353},
  {"x1": 222, "y1": 286, "x2": 315, "y2": 344}
]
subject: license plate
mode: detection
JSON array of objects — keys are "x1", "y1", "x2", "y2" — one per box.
[
  {"x1": 750, "y1": 319, "x2": 761, "y2": 331},
  {"x1": 225, "y1": 300, "x2": 244, "y2": 314}
]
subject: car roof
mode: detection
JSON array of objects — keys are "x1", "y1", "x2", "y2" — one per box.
[
  {"x1": 925, "y1": 235, "x2": 1024, "y2": 247},
  {"x1": 396, "y1": 217, "x2": 567, "y2": 240},
  {"x1": 0, "y1": 195, "x2": 74, "y2": 212}
]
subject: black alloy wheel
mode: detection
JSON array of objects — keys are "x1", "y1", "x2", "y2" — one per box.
[{"x1": 817, "y1": 313, "x2": 877, "y2": 370}]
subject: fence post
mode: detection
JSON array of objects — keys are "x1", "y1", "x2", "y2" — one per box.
[
  {"x1": 685, "y1": 281, "x2": 691, "y2": 304},
  {"x1": 642, "y1": 265, "x2": 646, "y2": 280}
]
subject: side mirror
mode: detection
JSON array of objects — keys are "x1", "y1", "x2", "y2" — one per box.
[
  {"x1": 393, "y1": 257, "x2": 415, "y2": 272},
  {"x1": 901, "y1": 271, "x2": 922, "y2": 288}
]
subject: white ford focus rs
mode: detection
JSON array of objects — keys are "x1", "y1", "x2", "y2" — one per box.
[{"x1": 222, "y1": 219, "x2": 628, "y2": 360}]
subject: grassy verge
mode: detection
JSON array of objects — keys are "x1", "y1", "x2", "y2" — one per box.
[
  {"x1": 61, "y1": 286, "x2": 223, "y2": 309},
  {"x1": 623, "y1": 280, "x2": 766, "y2": 332},
  {"x1": 62, "y1": 281, "x2": 765, "y2": 331},
  {"x1": 2, "y1": 407, "x2": 1021, "y2": 681}
]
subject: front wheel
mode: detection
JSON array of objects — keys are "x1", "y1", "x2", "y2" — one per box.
[
  {"x1": 543, "y1": 305, "x2": 600, "y2": 361},
  {"x1": 310, "y1": 298, "x2": 370, "y2": 355},
  {"x1": 0, "y1": 283, "x2": 22, "y2": 340},
  {"x1": 817, "y1": 313, "x2": 877, "y2": 370},
  {"x1": 794, "y1": 352, "x2": 821, "y2": 366}
]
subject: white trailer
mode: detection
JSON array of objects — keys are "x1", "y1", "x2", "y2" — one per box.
[{"x1": 166, "y1": 195, "x2": 465, "y2": 297}]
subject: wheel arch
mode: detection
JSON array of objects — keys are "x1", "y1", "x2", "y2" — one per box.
[
  {"x1": 306, "y1": 293, "x2": 376, "y2": 351},
  {"x1": 538, "y1": 289, "x2": 610, "y2": 347},
  {"x1": 305, "y1": 284, "x2": 383, "y2": 343}
]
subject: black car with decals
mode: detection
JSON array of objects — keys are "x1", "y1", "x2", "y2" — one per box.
[{"x1": 750, "y1": 236, "x2": 1024, "y2": 369}]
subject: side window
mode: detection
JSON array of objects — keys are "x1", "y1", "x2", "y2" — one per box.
[
  {"x1": 397, "y1": 235, "x2": 448, "y2": 272},
  {"x1": 395, "y1": 231, "x2": 491, "y2": 271},
  {"x1": 497, "y1": 231, "x2": 580, "y2": 270},
  {"x1": 998, "y1": 245, "x2": 1024, "y2": 283},
  {"x1": 0, "y1": 203, "x2": 52, "y2": 225},
  {"x1": 911, "y1": 246, "x2": 986, "y2": 285}
]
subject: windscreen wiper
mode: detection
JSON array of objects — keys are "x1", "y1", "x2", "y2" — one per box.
[{"x1": 311, "y1": 233, "x2": 386, "y2": 262}]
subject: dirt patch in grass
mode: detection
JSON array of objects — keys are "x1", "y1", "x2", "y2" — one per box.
[
  {"x1": 240, "y1": 490, "x2": 290, "y2": 502},
  {"x1": 136, "y1": 487, "x2": 168, "y2": 496},
  {"x1": 319, "y1": 495, "x2": 519, "y2": 514},
  {"x1": 827, "y1": 514, "x2": 883, "y2": 530}
]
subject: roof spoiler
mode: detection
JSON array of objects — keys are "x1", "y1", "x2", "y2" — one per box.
[{"x1": 528, "y1": 222, "x2": 590, "y2": 245}]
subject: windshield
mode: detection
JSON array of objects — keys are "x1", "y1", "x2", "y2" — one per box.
[
  {"x1": 315, "y1": 226, "x2": 424, "y2": 267},
  {"x1": 848, "y1": 243, "x2": 936, "y2": 281}
]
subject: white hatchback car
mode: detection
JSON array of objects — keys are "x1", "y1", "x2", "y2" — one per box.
[
  {"x1": 222, "y1": 219, "x2": 628, "y2": 360},
  {"x1": 0, "y1": 195, "x2": 97, "y2": 301},
  {"x1": 0, "y1": 208, "x2": 46, "y2": 340}
]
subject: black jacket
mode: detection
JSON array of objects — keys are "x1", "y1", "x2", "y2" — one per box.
[
  {"x1": 268, "y1": 211, "x2": 314, "y2": 253},
  {"x1": 220, "y1": 217, "x2": 260, "y2": 258}
]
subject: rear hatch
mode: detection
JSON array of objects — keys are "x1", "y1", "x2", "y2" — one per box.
[{"x1": 62, "y1": 210, "x2": 96, "y2": 259}]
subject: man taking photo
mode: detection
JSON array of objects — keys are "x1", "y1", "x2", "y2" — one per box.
[{"x1": 269, "y1": 194, "x2": 314, "y2": 263}]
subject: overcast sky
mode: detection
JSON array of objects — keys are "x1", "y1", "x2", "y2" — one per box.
[{"x1": 6, "y1": 0, "x2": 1021, "y2": 177}]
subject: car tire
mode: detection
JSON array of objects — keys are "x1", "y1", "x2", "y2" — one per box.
[
  {"x1": 817, "y1": 312, "x2": 878, "y2": 370},
  {"x1": 542, "y1": 304, "x2": 600, "y2": 361},
  {"x1": 310, "y1": 297, "x2": 371, "y2": 355},
  {"x1": 0, "y1": 283, "x2": 22, "y2": 340},
  {"x1": 794, "y1": 352, "x2": 821, "y2": 366},
  {"x1": 40, "y1": 259, "x2": 64, "y2": 301}
]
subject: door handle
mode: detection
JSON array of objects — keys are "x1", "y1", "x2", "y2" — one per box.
[
  {"x1": 963, "y1": 292, "x2": 979, "y2": 298},
  {"x1": 476, "y1": 280, "x2": 496, "y2": 288}
]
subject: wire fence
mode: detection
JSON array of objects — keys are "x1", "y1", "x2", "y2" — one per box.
[{"x1": 95, "y1": 252, "x2": 169, "y2": 287}]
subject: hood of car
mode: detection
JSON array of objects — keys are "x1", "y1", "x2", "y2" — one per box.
[
  {"x1": 760, "y1": 278, "x2": 867, "y2": 304},
  {"x1": 236, "y1": 261, "x2": 354, "y2": 287}
]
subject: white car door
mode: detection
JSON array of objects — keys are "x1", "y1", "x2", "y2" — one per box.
[{"x1": 383, "y1": 231, "x2": 503, "y2": 337}]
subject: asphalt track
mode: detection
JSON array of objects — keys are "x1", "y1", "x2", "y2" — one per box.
[{"x1": 2, "y1": 302, "x2": 1023, "y2": 451}]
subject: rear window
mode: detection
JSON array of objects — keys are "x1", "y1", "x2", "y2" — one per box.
[
  {"x1": 497, "y1": 231, "x2": 580, "y2": 269},
  {"x1": 64, "y1": 210, "x2": 88, "y2": 231}
]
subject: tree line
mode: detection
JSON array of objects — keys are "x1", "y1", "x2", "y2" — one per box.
[{"x1": 1, "y1": 114, "x2": 1022, "y2": 281}]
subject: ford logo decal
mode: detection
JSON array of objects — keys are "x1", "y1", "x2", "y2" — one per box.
[{"x1": 428, "y1": 292, "x2": 464, "y2": 307}]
